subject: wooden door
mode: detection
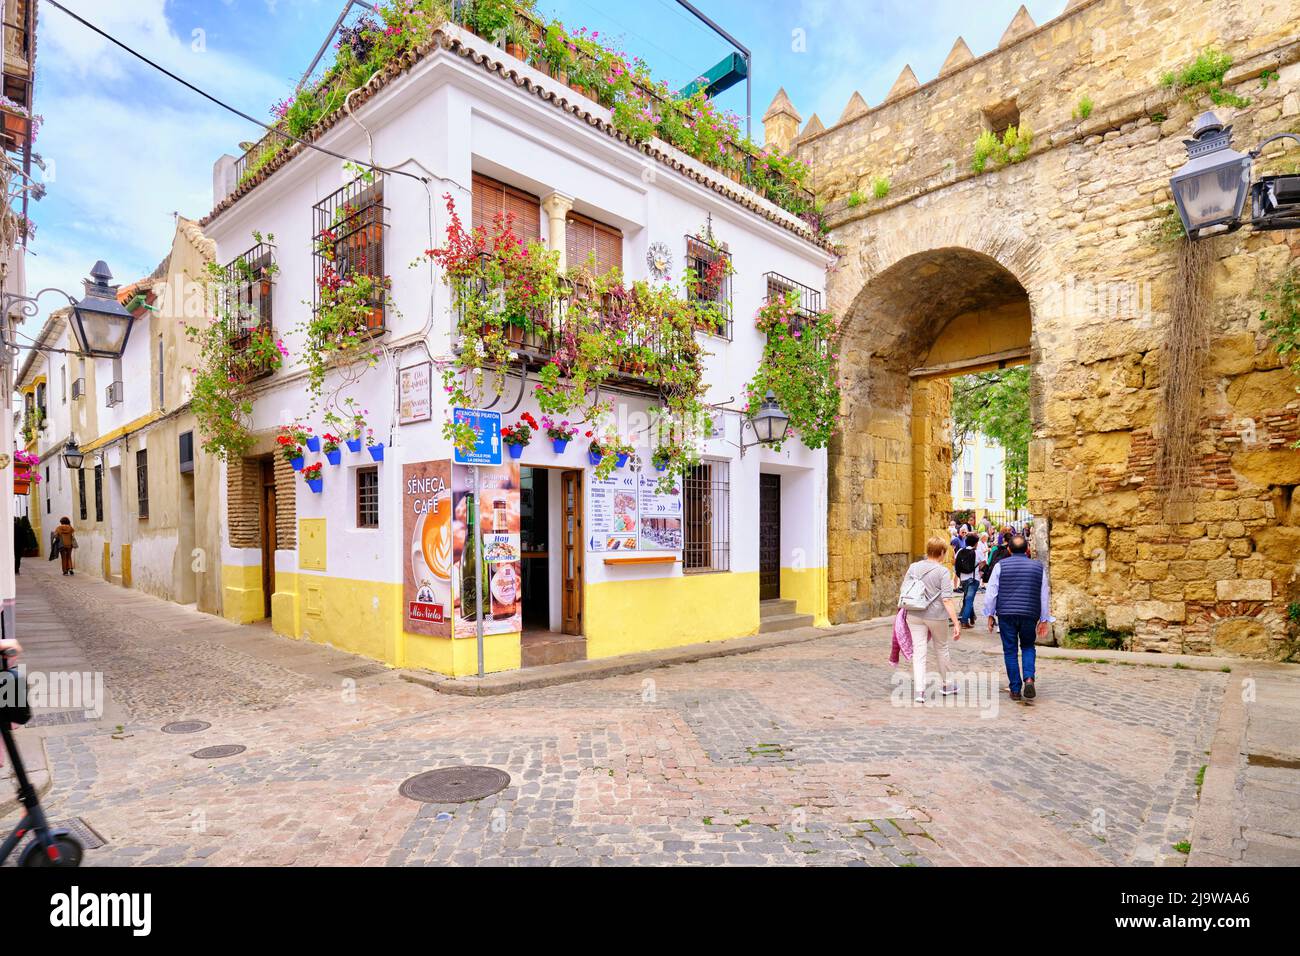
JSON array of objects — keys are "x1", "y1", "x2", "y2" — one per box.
[
  {"x1": 561, "y1": 470, "x2": 583, "y2": 635},
  {"x1": 759, "y1": 473, "x2": 781, "y2": 601},
  {"x1": 260, "y1": 457, "x2": 277, "y2": 619}
]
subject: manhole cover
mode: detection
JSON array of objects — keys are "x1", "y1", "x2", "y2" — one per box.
[
  {"x1": 336, "y1": 664, "x2": 386, "y2": 681},
  {"x1": 162, "y1": 720, "x2": 211, "y2": 735},
  {"x1": 191, "y1": 744, "x2": 246, "y2": 759},
  {"x1": 399, "y1": 766, "x2": 510, "y2": 803}
]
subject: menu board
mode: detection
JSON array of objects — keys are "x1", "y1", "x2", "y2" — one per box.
[
  {"x1": 586, "y1": 471, "x2": 683, "y2": 553},
  {"x1": 638, "y1": 472, "x2": 683, "y2": 551},
  {"x1": 586, "y1": 472, "x2": 639, "y2": 553},
  {"x1": 398, "y1": 362, "x2": 432, "y2": 424}
]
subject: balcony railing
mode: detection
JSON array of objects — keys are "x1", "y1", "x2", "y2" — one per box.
[
  {"x1": 763, "y1": 271, "x2": 827, "y2": 348},
  {"x1": 221, "y1": 241, "x2": 278, "y2": 385},
  {"x1": 453, "y1": 255, "x2": 692, "y2": 388}
]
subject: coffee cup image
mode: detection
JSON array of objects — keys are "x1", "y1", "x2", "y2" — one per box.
[{"x1": 412, "y1": 495, "x2": 453, "y2": 586}]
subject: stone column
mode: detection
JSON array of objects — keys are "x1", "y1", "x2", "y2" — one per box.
[{"x1": 541, "y1": 192, "x2": 574, "y2": 270}]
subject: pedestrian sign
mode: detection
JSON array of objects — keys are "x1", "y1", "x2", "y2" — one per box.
[{"x1": 452, "y1": 408, "x2": 502, "y2": 466}]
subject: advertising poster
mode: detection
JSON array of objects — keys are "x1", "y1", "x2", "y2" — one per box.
[
  {"x1": 586, "y1": 471, "x2": 639, "y2": 552},
  {"x1": 402, "y1": 459, "x2": 453, "y2": 637},
  {"x1": 638, "y1": 472, "x2": 684, "y2": 551},
  {"x1": 451, "y1": 461, "x2": 522, "y2": 636}
]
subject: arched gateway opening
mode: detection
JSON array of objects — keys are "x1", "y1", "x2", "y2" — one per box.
[{"x1": 829, "y1": 247, "x2": 1034, "y2": 623}]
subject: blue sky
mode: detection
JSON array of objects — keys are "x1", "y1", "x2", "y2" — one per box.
[{"x1": 28, "y1": 0, "x2": 1066, "y2": 318}]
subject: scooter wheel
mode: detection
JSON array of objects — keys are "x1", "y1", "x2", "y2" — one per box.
[{"x1": 21, "y1": 834, "x2": 84, "y2": 867}]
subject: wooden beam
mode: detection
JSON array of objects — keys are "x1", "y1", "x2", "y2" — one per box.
[{"x1": 909, "y1": 348, "x2": 1030, "y2": 380}]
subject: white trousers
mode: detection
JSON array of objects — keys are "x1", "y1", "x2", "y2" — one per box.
[{"x1": 905, "y1": 611, "x2": 951, "y2": 696}]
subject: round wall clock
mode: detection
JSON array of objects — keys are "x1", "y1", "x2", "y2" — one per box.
[{"x1": 646, "y1": 242, "x2": 673, "y2": 280}]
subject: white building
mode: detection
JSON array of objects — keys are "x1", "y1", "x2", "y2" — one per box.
[
  {"x1": 951, "y1": 432, "x2": 1007, "y2": 520},
  {"x1": 201, "y1": 19, "x2": 835, "y2": 676}
]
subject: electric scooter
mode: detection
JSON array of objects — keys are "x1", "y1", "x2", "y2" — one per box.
[{"x1": 0, "y1": 654, "x2": 83, "y2": 866}]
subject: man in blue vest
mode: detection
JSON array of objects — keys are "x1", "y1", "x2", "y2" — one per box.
[{"x1": 984, "y1": 535, "x2": 1053, "y2": 701}]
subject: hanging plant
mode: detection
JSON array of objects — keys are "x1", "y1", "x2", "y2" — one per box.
[
  {"x1": 276, "y1": 422, "x2": 310, "y2": 470},
  {"x1": 745, "y1": 291, "x2": 841, "y2": 451},
  {"x1": 187, "y1": 233, "x2": 287, "y2": 460}
]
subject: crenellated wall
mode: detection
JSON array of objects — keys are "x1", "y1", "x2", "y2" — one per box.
[{"x1": 773, "y1": 0, "x2": 1300, "y2": 659}]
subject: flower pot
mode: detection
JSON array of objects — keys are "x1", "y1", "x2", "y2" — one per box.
[
  {"x1": 616, "y1": 453, "x2": 629, "y2": 468},
  {"x1": 346, "y1": 438, "x2": 362, "y2": 453},
  {"x1": 306, "y1": 479, "x2": 323, "y2": 494},
  {"x1": 506, "y1": 43, "x2": 525, "y2": 60},
  {"x1": 306, "y1": 436, "x2": 321, "y2": 453},
  {"x1": 551, "y1": 438, "x2": 570, "y2": 454},
  {"x1": 291, "y1": 456, "x2": 305, "y2": 472},
  {"x1": 508, "y1": 443, "x2": 524, "y2": 460},
  {"x1": 368, "y1": 443, "x2": 384, "y2": 462},
  {"x1": 325, "y1": 449, "x2": 342, "y2": 466},
  {"x1": 13, "y1": 477, "x2": 30, "y2": 495},
  {"x1": 3, "y1": 111, "x2": 29, "y2": 143},
  {"x1": 588, "y1": 449, "x2": 602, "y2": 466},
  {"x1": 654, "y1": 463, "x2": 666, "y2": 473}
]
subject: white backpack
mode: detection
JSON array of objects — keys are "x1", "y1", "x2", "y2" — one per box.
[{"x1": 899, "y1": 571, "x2": 932, "y2": 612}]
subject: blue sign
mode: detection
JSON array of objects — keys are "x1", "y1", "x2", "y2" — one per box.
[{"x1": 453, "y1": 408, "x2": 502, "y2": 466}]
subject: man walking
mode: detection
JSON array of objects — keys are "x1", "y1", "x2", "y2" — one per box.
[
  {"x1": 984, "y1": 535, "x2": 1053, "y2": 702},
  {"x1": 954, "y1": 533, "x2": 980, "y2": 627}
]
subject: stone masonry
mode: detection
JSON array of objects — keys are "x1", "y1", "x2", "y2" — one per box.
[{"x1": 771, "y1": 0, "x2": 1300, "y2": 659}]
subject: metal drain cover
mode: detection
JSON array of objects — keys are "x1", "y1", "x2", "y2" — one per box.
[
  {"x1": 53, "y1": 818, "x2": 106, "y2": 850},
  {"x1": 191, "y1": 744, "x2": 246, "y2": 759},
  {"x1": 162, "y1": 720, "x2": 211, "y2": 735},
  {"x1": 399, "y1": 766, "x2": 510, "y2": 803}
]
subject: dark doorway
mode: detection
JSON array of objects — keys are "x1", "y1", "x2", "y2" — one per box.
[
  {"x1": 259, "y1": 457, "x2": 277, "y2": 619},
  {"x1": 520, "y1": 466, "x2": 550, "y2": 629},
  {"x1": 759, "y1": 473, "x2": 781, "y2": 601}
]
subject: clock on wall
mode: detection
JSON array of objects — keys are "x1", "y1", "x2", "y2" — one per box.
[{"x1": 646, "y1": 242, "x2": 673, "y2": 280}]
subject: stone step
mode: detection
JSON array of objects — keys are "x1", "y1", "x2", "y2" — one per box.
[
  {"x1": 758, "y1": 611, "x2": 815, "y2": 634},
  {"x1": 760, "y1": 598, "x2": 798, "y2": 616},
  {"x1": 521, "y1": 634, "x2": 587, "y2": 668}
]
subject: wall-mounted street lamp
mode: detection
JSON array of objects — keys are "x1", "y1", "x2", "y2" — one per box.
[
  {"x1": 1172, "y1": 111, "x2": 1300, "y2": 240},
  {"x1": 2, "y1": 261, "x2": 137, "y2": 362},
  {"x1": 60, "y1": 437, "x2": 85, "y2": 471},
  {"x1": 69, "y1": 261, "x2": 137, "y2": 359},
  {"x1": 739, "y1": 390, "x2": 791, "y2": 455}
]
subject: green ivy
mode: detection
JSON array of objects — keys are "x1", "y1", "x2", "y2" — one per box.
[{"x1": 745, "y1": 291, "x2": 840, "y2": 451}]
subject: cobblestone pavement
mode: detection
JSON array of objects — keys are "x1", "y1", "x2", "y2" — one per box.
[{"x1": 3, "y1": 562, "x2": 1230, "y2": 866}]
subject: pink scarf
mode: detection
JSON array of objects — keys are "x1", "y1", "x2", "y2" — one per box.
[{"x1": 890, "y1": 607, "x2": 914, "y2": 665}]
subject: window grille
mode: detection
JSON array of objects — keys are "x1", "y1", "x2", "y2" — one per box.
[
  {"x1": 312, "y1": 172, "x2": 388, "y2": 334},
  {"x1": 683, "y1": 460, "x2": 730, "y2": 572},
  {"x1": 78, "y1": 468, "x2": 87, "y2": 522},
  {"x1": 94, "y1": 465, "x2": 103, "y2": 522},
  {"x1": 137, "y1": 449, "x2": 149, "y2": 519},
  {"x1": 221, "y1": 241, "x2": 277, "y2": 384},
  {"x1": 357, "y1": 467, "x2": 379, "y2": 529},
  {"x1": 685, "y1": 235, "x2": 732, "y2": 339}
]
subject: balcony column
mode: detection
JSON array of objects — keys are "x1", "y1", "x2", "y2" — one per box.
[{"x1": 540, "y1": 192, "x2": 574, "y2": 270}]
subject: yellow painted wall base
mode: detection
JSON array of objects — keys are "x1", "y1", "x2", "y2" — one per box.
[
  {"x1": 101, "y1": 542, "x2": 111, "y2": 580},
  {"x1": 221, "y1": 564, "x2": 265, "y2": 625},
  {"x1": 781, "y1": 566, "x2": 830, "y2": 626},
  {"x1": 584, "y1": 571, "x2": 762, "y2": 660},
  {"x1": 121, "y1": 543, "x2": 132, "y2": 589}
]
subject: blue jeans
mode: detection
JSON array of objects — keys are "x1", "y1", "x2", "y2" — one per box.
[
  {"x1": 959, "y1": 578, "x2": 979, "y2": 624},
  {"x1": 997, "y1": 614, "x2": 1038, "y2": 694}
]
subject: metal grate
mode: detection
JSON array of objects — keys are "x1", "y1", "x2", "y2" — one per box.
[
  {"x1": 399, "y1": 766, "x2": 510, "y2": 804},
  {"x1": 313, "y1": 171, "x2": 388, "y2": 334},
  {"x1": 136, "y1": 449, "x2": 149, "y2": 519},
  {"x1": 356, "y1": 466, "x2": 379, "y2": 529},
  {"x1": 221, "y1": 241, "x2": 277, "y2": 385},
  {"x1": 683, "y1": 460, "x2": 731, "y2": 573},
  {"x1": 685, "y1": 235, "x2": 733, "y2": 339},
  {"x1": 77, "y1": 469, "x2": 86, "y2": 522},
  {"x1": 764, "y1": 271, "x2": 822, "y2": 317},
  {"x1": 93, "y1": 464, "x2": 103, "y2": 522}
]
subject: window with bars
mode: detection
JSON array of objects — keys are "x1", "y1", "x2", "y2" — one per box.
[
  {"x1": 221, "y1": 242, "x2": 275, "y2": 338},
  {"x1": 565, "y1": 213, "x2": 622, "y2": 276},
  {"x1": 963, "y1": 471, "x2": 973, "y2": 499},
  {"x1": 683, "y1": 460, "x2": 730, "y2": 573},
  {"x1": 94, "y1": 465, "x2": 103, "y2": 522},
  {"x1": 137, "y1": 449, "x2": 149, "y2": 519},
  {"x1": 763, "y1": 271, "x2": 822, "y2": 316},
  {"x1": 78, "y1": 468, "x2": 87, "y2": 522},
  {"x1": 472, "y1": 174, "x2": 541, "y2": 242},
  {"x1": 313, "y1": 172, "x2": 388, "y2": 334},
  {"x1": 685, "y1": 235, "x2": 732, "y2": 339},
  {"x1": 357, "y1": 466, "x2": 379, "y2": 529}
]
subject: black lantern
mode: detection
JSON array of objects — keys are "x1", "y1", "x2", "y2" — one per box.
[
  {"x1": 70, "y1": 261, "x2": 136, "y2": 359},
  {"x1": 61, "y1": 438, "x2": 85, "y2": 470},
  {"x1": 748, "y1": 390, "x2": 791, "y2": 446},
  {"x1": 1170, "y1": 113, "x2": 1253, "y2": 239}
]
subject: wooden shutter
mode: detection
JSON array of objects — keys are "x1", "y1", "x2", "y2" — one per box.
[
  {"x1": 472, "y1": 174, "x2": 541, "y2": 242},
  {"x1": 566, "y1": 213, "x2": 622, "y2": 274}
]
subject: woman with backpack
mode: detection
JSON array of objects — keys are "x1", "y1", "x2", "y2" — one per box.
[{"x1": 898, "y1": 537, "x2": 962, "y2": 704}]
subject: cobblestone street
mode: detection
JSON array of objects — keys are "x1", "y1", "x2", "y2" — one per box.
[{"x1": 4, "y1": 560, "x2": 1296, "y2": 867}]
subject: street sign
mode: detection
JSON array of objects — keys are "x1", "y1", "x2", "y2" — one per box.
[{"x1": 452, "y1": 408, "x2": 502, "y2": 466}]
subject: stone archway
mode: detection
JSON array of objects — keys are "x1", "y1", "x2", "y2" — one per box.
[{"x1": 828, "y1": 236, "x2": 1038, "y2": 624}]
